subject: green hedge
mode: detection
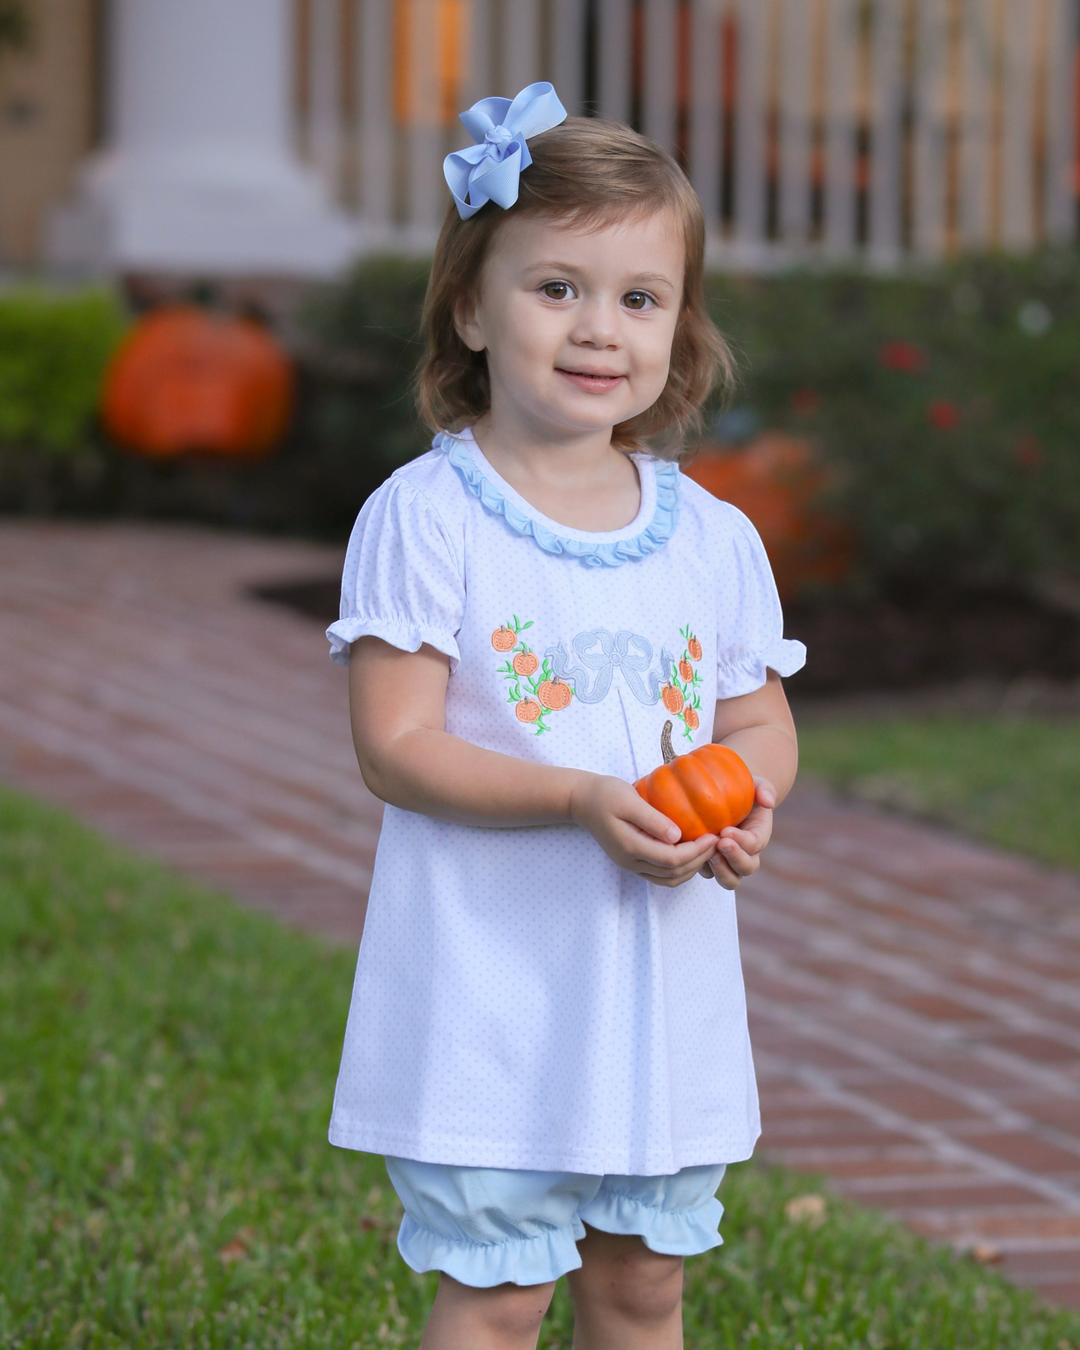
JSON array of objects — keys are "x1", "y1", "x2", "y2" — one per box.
[
  {"x1": 2, "y1": 253, "x2": 1078, "y2": 596},
  {"x1": 0, "y1": 287, "x2": 128, "y2": 453}
]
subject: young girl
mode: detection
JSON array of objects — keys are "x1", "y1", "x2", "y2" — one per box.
[{"x1": 327, "y1": 83, "x2": 804, "y2": 1350}]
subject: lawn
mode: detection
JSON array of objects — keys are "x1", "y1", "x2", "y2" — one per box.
[
  {"x1": 1, "y1": 785, "x2": 1078, "y2": 1349},
  {"x1": 797, "y1": 713, "x2": 1080, "y2": 872}
]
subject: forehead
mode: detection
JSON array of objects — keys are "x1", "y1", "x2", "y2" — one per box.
[{"x1": 485, "y1": 208, "x2": 685, "y2": 283}]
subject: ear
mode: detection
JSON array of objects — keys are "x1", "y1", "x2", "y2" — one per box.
[{"x1": 453, "y1": 294, "x2": 486, "y2": 353}]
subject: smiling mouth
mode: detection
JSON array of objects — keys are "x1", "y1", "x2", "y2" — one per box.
[{"x1": 556, "y1": 368, "x2": 626, "y2": 391}]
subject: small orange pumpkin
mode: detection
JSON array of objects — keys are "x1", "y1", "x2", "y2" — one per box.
[
  {"x1": 635, "y1": 721, "x2": 755, "y2": 842},
  {"x1": 102, "y1": 305, "x2": 294, "y2": 459},
  {"x1": 492, "y1": 626, "x2": 517, "y2": 652},
  {"x1": 516, "y1": 699, "x2": 542, "y2": 723},
  {"x1": 513, "y1": 649, "x2": 539, "y2": 676},
  {"x1": 687, "y1": 635, "x2": 703, "y2": 662},
  {"x1": 684, "y1": 434, "x2": 852, "y2": 599},
  {"x1": 678, "y1": 658, "x2": 694, "y2": 682},
  {"x1": 683, "y1": 705, "x2": 700, "y2": 731}
]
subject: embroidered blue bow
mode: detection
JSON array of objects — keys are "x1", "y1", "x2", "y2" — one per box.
[{"x1": 443, "y1": 81, "x2": 568, "y2": 220}]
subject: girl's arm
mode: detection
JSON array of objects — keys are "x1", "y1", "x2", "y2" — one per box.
[
  {"x1": 706, "y1": 669, "x2": 799, "y2": 889},
  {"x1": 348, "y1": 635, "x2": 719, "y2": 887}
]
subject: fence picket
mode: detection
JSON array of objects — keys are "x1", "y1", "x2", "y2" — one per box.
[
  {"x1": 734, "y1": 0, "x2": 768, "y2": 251},
  {"x1": 552, "y1": 0, "x2": 588, "y2": 114},
  {"x1": 777, "y1": 0, "x2": 813, "y2": 247},
  {"x1": 463, "y1": 0, "x2": 494, "y2": 107},
  {"x1": 999, "y1": 0, "x2": 1036, "y2": 246},
  {"x1": 1043, "y1": 0, "x2": 1077, "y2": 242},
  {"x1": 912, "y1": 0, "x2": 951, "y2": 255},
  {"x1": 957, "y1": 0, "x2": 994, "y2": 247},
  {"x1": 824, "y1": 0, "x2": 860, "y2": 253},
  {"x1": 356, "y1": 0, "x2": 393, "y2": 228},
  {"x1": 868, "y1": 0, "x2": 904, "y2": 258},
  {"x1": 597, "y1": 0, "x2": 633, "y2": 123},
  {"x1": 689, "y1": 0, "x2": 723, "y2": 231},
  {"x1": 309, "y1": 0, "x2": 343, "y2": 198},
  {"x1": 643, "y1": 0, "x2": 678, "y2": 147},
  {"x1": 504, "y1": 0, "x2": 542, "y2": 93},
  {"x1": 406, "y1": 0, "x2": 442, "y2": 235}
]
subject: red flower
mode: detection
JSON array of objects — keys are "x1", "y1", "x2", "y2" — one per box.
[
  {"x1": 1014, "y1": 435, "x2": 1043, "y2": 470},
  {"x1": 879, "y1": 341, "x2": 927, "y2": 373},
  {"x1": 791, "y1": 387, "x2": 820, "y2": 416},
  {"x1": 927, "y1": 399, "x2": 960, "y2": 431}
]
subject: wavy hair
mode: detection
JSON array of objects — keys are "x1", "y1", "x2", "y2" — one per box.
[{"x1": 415, "y1": 116, "x2": 735, "y2": 458}]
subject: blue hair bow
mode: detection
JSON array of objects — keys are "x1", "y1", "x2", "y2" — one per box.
[{"x1": 443, "y1": 81, "x2": 568, "y2": 220}]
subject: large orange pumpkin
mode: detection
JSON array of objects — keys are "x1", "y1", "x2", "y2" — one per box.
[
  {"x1": 684, "y1": 433, "x2": 852, "y2": 598},
  {"x1": 634, "y1": 721, "x2": 756, "y2": 842},
  {"x1": 102, "y1": 305, "x2": 295, "y2": 459}
]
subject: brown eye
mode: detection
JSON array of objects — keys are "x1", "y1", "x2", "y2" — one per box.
[
  {"x1": 623, "y1": 290, "x2": 653, "y2": 311},
  {"x1": 541, "y1": 281, "x2": 571, "y2": 300}
]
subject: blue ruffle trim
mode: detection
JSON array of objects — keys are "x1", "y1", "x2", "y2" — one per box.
[
  {"x1": 577, "y1": 1188, "x2": 724, "y2": 1257},
  {"x1": 396, "y1": 1212, "x2": 586, "y2": 1287},
  {"x1": 439, "y1": 430, "x2": 680, "y2": 567}
]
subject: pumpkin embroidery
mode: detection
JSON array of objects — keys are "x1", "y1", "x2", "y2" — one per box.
[
  {"x1": 495, "y1": 616, "x2": 574, "y2": 735},
  {"x1": 667, "y1": 623, "x2": 704, "y2": 741}
]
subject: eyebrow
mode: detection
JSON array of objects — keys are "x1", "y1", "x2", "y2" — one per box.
[{"x1": 524, "y1": 262, "x2": 678, "y2": 291}]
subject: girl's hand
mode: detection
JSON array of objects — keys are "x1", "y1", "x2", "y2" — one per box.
[
  {"x1": 704, "y1": 778, "x2": 776, "y2": 890},
  {"x1": 569, "y1": 773, "x2": 718, "y2": 888}
]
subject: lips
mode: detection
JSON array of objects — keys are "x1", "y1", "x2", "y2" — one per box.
[{"x1": 556, "y1": 367, "x2": 626, "y2": 393}]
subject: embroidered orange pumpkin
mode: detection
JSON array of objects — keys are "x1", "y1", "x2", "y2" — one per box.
[
  {"x1": 687, "y1": 635, "x2": 703, "y2": 662},
  {"x1": 537, "y1": 678, "x2": 572, "y2": 711},
  {"x1": 678, "y1": 658, "x2": 694, "y2": 682},
  {"x1": 513, "y1": 650, "x2": 539, "y2": 676},
  {"x1": 635, "y1": 721, "x2": 755, "y2": 842},
  {"x1": 102, "y1": 305, "x2": 294, "y2": 459},
  {"x1": 661, "y1": 684, "x2": 684, "y2": 715},
  {"x1": 492, "y1": 626, "x2": 517, "y2": 652},
  {"x1": 683, "y1": 706, "x2": 700, "y2": 731},
  {"x1": 516, "y1": 699, "x2": 542, "y2": 723}
]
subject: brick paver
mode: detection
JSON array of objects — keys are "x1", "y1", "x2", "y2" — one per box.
[{"x1": 2, "y1": 521, "x2": 1079, "y2": 1307}]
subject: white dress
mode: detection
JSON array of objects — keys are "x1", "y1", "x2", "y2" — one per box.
[{"x1": 326, "y1": 428, "x2": 806, "y2": 1175}]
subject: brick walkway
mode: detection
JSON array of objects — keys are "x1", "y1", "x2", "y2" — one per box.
[{"x1": 2, "y1": 521, "x2": 1079, "y2": 1308}]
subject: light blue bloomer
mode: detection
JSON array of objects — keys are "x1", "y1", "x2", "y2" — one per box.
[{"x1": 384, "y1": 1156, "x2": 728, "y2": 1288}]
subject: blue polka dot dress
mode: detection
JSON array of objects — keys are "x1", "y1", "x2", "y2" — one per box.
[{"x1": 326, "y1": 428, "x2": 805, "y2": 1175}]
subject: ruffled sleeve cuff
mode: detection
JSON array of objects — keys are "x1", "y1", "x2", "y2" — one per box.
[
  {"x1": 716, "y1": 638, "x2": 807, "y2": 700},
  {"x1": 327, "y1": 615, "x2": 462, "y2": 670}
]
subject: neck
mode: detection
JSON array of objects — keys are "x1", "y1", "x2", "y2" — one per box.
[{"x1": 471, "y1": 403, "x2": 630, "y2": 490}]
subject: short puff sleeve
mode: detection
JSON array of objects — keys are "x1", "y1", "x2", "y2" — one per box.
[
  {"x1": 715, "y1": 506, "x2": 807, "y2": 699},
  {"x1": 327, "y1": 477, "x2": 466, "y2": 670}
]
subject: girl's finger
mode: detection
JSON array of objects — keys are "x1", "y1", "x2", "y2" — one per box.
[
  {"x1": 718, "y1": 824, "x2": 765, "y2": 854},
  {"x1": 621, "y1": 825, "x2": 716, "y2": 868},
  {"x1": 624, "y1": 797, "x2": 683, "y2": 845},
  {"x1": 708, "y1": 854, "x2": 742, "y2": 890},
  {"x1": 753, "y1": 776, "x2": 777, "y2": 809},
  {"x1": 716, "y1": 839, "x2": 759, "y2": 876}
]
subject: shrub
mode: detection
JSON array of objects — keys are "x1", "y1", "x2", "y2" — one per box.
[
  {"x1": 705, "y1": 250, "x2": 1080, "y2": 592},
  {"x1": 0, "y1": 287, "x2": 128, "y2": 453}
]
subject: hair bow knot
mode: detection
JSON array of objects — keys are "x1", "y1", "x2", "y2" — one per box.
[{"x1": 443, "y1": 81, "x2": 568, "y2": 220}]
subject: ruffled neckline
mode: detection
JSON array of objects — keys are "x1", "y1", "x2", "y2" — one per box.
[{"x1": 439, "y1": 428, "x2": 680, "y2": 568}]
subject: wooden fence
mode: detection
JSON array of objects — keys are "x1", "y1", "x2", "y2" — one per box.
[{"x1": 295, "y1": 0, "x2": 1079, "y2": 264}]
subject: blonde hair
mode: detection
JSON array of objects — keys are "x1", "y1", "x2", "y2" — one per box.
[{"x1": 415, "y1": 116, "x2": 735, "y2": 458}]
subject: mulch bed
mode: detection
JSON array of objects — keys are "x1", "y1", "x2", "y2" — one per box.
[{"x1": 252, "y1": 577, "x2": 1080, "y2": 697}]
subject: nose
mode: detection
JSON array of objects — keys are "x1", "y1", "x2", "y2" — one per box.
[{"x1": 568, "y1": 295, "x2": 620, "y2": 349}]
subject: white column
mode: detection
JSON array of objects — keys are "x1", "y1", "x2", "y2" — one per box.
[{"x1": 48, "y1": 0, "x2": 358, "y2": 276}]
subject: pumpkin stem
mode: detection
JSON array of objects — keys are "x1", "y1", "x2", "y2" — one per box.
[{"x1": 660, "y1": 720, "x2": 676, "y2": 764}]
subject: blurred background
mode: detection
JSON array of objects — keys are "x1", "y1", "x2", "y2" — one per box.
[{"x1": 4, "y1": 4, "x2": 1080, "y2": 1333}]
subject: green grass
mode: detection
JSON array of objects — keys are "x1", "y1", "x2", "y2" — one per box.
[
  {"x1": 797, "y1": 714, "x2": 1080, "y2": 872},
  {"x1": 1, "y1": 786, "x2": 1078, "y2": 1349}
]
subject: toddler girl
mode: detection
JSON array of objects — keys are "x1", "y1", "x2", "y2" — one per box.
[{"x1": 327, "y1": 82, "x2": 804, "y2": 1350}]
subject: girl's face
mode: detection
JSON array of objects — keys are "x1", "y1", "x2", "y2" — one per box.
[{"x1": 456, "y1": 210, "x2": 685, "y2": 441}]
